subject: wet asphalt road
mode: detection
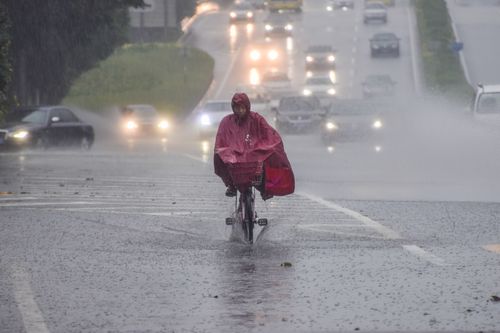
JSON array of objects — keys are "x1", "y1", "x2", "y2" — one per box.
[
  {"x1": 2, "y1": 0, "x2": 500, "y2": 332},
  {"x1": 1, "y1": 133, "x2": 500, "y2": 332}
]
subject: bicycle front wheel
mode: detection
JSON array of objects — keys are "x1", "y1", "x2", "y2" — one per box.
[{"x1": 242, "y1": 189, "x2": 254, "y2": 244}]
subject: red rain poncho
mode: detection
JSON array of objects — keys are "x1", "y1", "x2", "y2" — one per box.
[{"x1": 214, "y1": 93, "x2": 294, "y2": 196}]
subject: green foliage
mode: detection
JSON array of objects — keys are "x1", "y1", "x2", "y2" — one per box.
[
  {"x1": 414, "y1": 0, "x2": 473, "y2": 102},
  {"x1": 0, "y1": 2, "x2": 11, "y2": 118},
  {"x1": 63, "y1": 43, "x2": 214, "y2": 118},
  {"x1": 4, "y1": 0, "x2": 145, "y2": 106}
]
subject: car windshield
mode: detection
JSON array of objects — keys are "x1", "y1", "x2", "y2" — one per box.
[
  {"x1": 307, "y1": 46, "x2": 332, "y2": 53},
  {"x1": 307, "y1": 77, "x2": 332, "y2": 85},
  {"x1": 328, "y1": 102, "x2": 383, "y2": 115},
  {"x1": 4, "y1": 109, "x2": 47, "y2": 124},
  {"x1": 373, "y1": 33, "x2": 396, "y2": 40},
  {"x1": 263, "y1": 73, "x2": 289, "y2": 82},
  {"x1": 126, "y1": 105, "x2": 158, "y2": 118},
  {"x1": 203, "y1": 102, "x2": 232, "y2": 113},
  {"x1": 366, "y1": 3, "x2": 384, "y2": 9},
  {"x1": 477, "y1": 93, "x2": 500, "y2": 114},
  {"x1": 279, "y1": 97, "x2": 319, "y2": 111},
  {"x1": 235, "y1": 3, "x2": 252, "y2": 10}
]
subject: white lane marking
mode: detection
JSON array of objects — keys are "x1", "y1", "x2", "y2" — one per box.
[
  {"x1": 403, "y1": 245, "x2": 449, "y2": 266},
  {"x1": 407, "y1": 6, "x2": 422, "y2": 96},
  {"x1": 0, "y1": 201, "x2": 98, "y2": 207},
  {"x1": 352, "y1": 46, "x2": 357, "y2": 54},
  {"x1": 0, "y1": 197, "x2": 39, "y2": 201},
  {"x1": 297, "y1": 192, "x2": 402, "y2": 239},
  {"x1": 182, "y1": 153, "x2": 208, "y2": 164},
  {"x1": 215, "y1": 47, "x2": 243, "y2": 98},
  {"x1": 11, "y1": 265, "x2": 51, "y2": 333}
]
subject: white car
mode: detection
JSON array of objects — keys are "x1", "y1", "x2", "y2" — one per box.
[
  {"x1": 471, "y1": 84, "x2": 500, "y2": 122},
  {"x1": 302, "y1": 76, "x2": 337, "y2": 98},
  {"x1": 261, "y1": 71, "x2": 293, "y2": 98},
  {"x1": 363, "y1": 1, "x2": 387, "y2": 23},
  {"x1": 229, "y1": 2, "x2": 255, "y2": 23},
  {"x1": 195, "y1": 100, "x2": 233, "y2": 137},
  {"x1": 330, "y1": 0, "x2": 355, "y2": 10}
]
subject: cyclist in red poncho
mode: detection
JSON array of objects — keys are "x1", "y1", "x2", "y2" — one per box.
[{"x1": 214, "y1": 92, "x2": 295, "y2": 200}]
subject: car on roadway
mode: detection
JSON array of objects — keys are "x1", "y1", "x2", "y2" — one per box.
[
  {"x1": 305, "y1": 45, "x2": 337, "y2": 71},
  {"x1": 471, "y1": 84, "x2": 500, "y2": 122},
  {"x1": 330, "y1": 0, "x2": 355, "y2": 10},
  {"x1": 273, "y1": 95, "x2": 325, "y2": 133},
  {"x1": 260, "y1": 71, "x2": 293, "y2": 98},
  {"x1": 302, "y1": 75, "x2": 337, "y2": 99},
  {"x1": 264, "y1": 14, "x2": 293, "y2": 38},
  {"x1": 195, "y1": 100, "x2": 233, "y2": 137},
  {"x1": 229, "y1": 2, "x2": 255, "y2": 23},
  {"x1": 370, "y1": 32, "x2": 400, "y2": 57},
  {"x1": 363, "y1": 1, "x2": 387, "y2": 23},
  {"x1": 246, "y1": 40, "x2": 283, "y2": 72},
  {"x1": 362, "y1": 74, "x2": 396, "y2": 98},
  {"x1": 0, "y1": 106, "x2": 94, "y2": 150},
  {"x1": 320, "y1": 99, "x2": 388, "y2": 143},
  {"x1": 120, "y1": 104, "x2": 170, "y2": 138},
  {"x1": 244, "y1": 0, "x2": 267, "y2": 10}
]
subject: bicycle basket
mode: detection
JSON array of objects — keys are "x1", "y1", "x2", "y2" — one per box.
[{"x1": 227, "y1": 161, "x2": 263, "y2": 188}]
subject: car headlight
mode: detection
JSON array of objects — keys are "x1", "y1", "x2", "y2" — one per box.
[
  {"x1": 158, "y1": 120, "x2": 169, "y2": 130},
  {"x1": 9, "y1": 130, "x2": 29, "y2": 140},
  {"x1": 372, "y1": 119, "x2": 383, "y2": 129},
  {"x1": 303, "y1": 89, "x2": 312, "y2": 96},
  {"x1": 306, "y1": 56, "x2": 314, "y2": 62},
  {"x1": 328, "y1": 55, "x2": 336, "y2": 62},
  {"x1": 250, "y1": 50, "x2": 261, "y2": 61},
  {"x1": 230, "y1": 12, "x2": 237, "y2": 18},
  {"x1": 326, "y1": 122, "x2": 337, "y2": 130},
  {"x1": 200, "y1": 114, "x2": 211, "y2": 126},
  {"x1": 285, "y1": 24, "x2": 293, "y2": 31},
  {"x1": 126, "y1": 121, "x2": 138, "y2": 130},
  {"x1": 268, "y1": 50, "x2": 278, "y2": 60},
  {"x1": 247, "y1": 12, "x2": 253, "y2": 18},
  {"x1": 265, "y1": 24, "x2": 273, "y2": 31},
  {"x1": 327, "y1": 88, "x2": 336, "y2": 95}
]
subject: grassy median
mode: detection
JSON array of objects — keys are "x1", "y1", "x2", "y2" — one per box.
[
  {"x1": 63, "y1": 43, "x2": 214, "y2": 117},
  {"x1": 414, "y1": 0, "x2": 472, "y2": 102}
]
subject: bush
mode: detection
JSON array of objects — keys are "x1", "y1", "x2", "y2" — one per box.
[
  {"x1": 414, "y1": 0, "x2": 473, "y2": 102},
  {"x1": 63, "y1": 43, "x2": 214, "y2": 118}
]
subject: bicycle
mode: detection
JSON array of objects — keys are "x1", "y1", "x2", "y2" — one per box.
[{"x1": 224, "y1": 162, "x2": 268, "y2": 244}]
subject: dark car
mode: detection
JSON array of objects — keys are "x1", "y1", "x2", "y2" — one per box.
[
  {"x1": 0, "y1": 106, "x2": 94, "y2": 150},
  {"x1": 274, "y1": 95, "x2": 325, "y2": 133},
  {"x1": 264, "y1": 14, "x2": 293, "y2": 38},
  {"x1": 120, "y1": 104, "x2": 170, "y2": 138},
  {"x1": 362, "y1": 74, "x2": 396, "y2": 98},
  {"x1": 320, "y1": 100, "x2": 389, "y2": 143},
  {"x1": 305, "y1": 45, "x2": 337, "y2": 70},
  {"x1": 370, "y1": 32, "x2": 400, "y2": 57}
]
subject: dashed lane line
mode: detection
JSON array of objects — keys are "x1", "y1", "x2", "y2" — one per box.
[
  {"x1": 11, "y1": 265, "x2": 51, "y2": 333},
  {"x1": 297, "y1": 192, "x2": 402, "y2": 240}
]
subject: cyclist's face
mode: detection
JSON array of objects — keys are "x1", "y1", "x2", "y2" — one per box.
[{"x1": 232, "y1": 104, "x2": 246, "y2": 118}]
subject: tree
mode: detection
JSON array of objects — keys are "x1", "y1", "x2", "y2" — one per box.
[
  {"x1": 0, "y1": 2, "x2": 11, "y2": 115},
  {"x1": 4, "y1": 0, "x2": 145, "y2": 106}
]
